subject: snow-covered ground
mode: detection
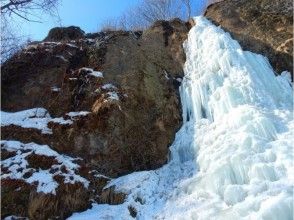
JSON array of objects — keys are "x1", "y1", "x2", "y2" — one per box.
[
  {"x1": 0, "y1": 108, "x2": 73, "y2": 134},
  {"x1": 68, "y1": 16, "x2": 293, "y2": 220},
  {"x1": 1, "y1": 108, "x2": 91, "y2": 195},
  {"x1": 1, "y1": 140, "x2": 89, "y2": 194},
  {"x1": 0, "y1": 108, "x2": 91, "y2": 134}
]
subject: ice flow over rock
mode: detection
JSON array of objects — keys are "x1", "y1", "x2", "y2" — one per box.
[{"x1": 68, "y1": 16, "x2": 293, "y2": 220}]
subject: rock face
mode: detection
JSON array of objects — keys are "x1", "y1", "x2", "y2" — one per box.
[
  {"x1": 1, "y1": 19, "x2": 189, "y2": 219},
  {"x1": 205, "y1": 0, "x2": 293, "y2": 75},
  {"x1": 44, "y1": 26, "x2": 85, "y2": 41}
]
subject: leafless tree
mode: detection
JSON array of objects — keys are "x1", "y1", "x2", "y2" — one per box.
[
  {"x1": 107, "y1": 0, "x2": 193, "y2": 31},
  {"x1": 100, "y1": 19, "x2": 121, "y2": 32},
  {"x1": 1, "y1": 0, "x2": 59, "y2": 22},
  {"x1": 1, "y1": 18, "x2": 24, "y2": 62},
  {"x1": 1, "y1": 0, "x2": 59, "y2": 62}
]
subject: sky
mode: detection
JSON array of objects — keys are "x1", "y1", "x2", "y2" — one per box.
[{"x1": 11, "y1": 0, "x2": 207, "y2": 41}]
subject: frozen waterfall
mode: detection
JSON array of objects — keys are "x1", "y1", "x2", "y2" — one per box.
[{"x1": 68, "y1": 16, "x2": 293, "y2": 220}]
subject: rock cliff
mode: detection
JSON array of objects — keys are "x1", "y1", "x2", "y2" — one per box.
[
  {"x1": 1, "y1": 0, "x2": 293, "y2": 218},
  {"x1": 1, "y1": 19, "x2": 190, "y2": 219},
  {"x1": 205, "y1": 0, "x2": 293, "y2": 75}
]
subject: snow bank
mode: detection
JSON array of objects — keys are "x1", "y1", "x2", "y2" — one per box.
[
  {"x1": 69, "y1": 204, "x2": 129, "y2": 220},
  {"x1": 68, "y1": 16, "x2": 293, "y2": 220},
  {"x1": 0, "y1": 108, "x2": 92, "y2": 134},
  {"x1": 1, "y1": 140, "x2": 89, "y2": 194},
  {"x1": 0, "y1": 108, "x2": 73, "y2": 134}
]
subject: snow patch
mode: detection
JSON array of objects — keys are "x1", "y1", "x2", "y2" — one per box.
[
  {"x1": 66, "y1": 111, "x2": 90, "y2": 118},
  {"x1": 164, "y1": 70, "x2": 170, "y2": 79},
  {"x1": 66, "y1": 43, "x2": 79, "y2": 48},
  {"x1": 107, "y1": 92, "x2": 119, "y2": 101},
  {"x1": 1, "y1": 140, "x2": 89, "y2": 194},
  {"x1": 0, "y1": 108, "x2": 77, "y2": 134},
  {"x1": 4, "y1": 216, "x2": 29, "y2": 220},
  {"x1": 68, "y1": 204, "x2": 129, "y2": 220},
  {"x1": 55, "y1": 55, "x2": 68, "y2": 62},
  {"x1": 51, "y1": 86, "x2": 61, "y2": 92},
  {"x1": 80, "y1": 67, "x2": 103, "y2": 78},
  {"x1": 89, "y1": 170, "x2": 112, "y2": 180},
  {"x1": 101, "y1": 83, "x2": 117, "y2": 90}
]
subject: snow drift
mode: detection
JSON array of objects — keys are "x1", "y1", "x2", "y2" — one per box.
[{"x1": 69, "y1": 16, "x2": 293, "y2": 220}]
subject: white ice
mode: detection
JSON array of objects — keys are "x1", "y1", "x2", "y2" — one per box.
[{"x1": 69, "y1": 16, "x2": 292, "y2": 219}]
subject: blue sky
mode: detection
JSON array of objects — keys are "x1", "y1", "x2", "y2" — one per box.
[{"x1": 12, "y1": 0, "x2": 206, "y2": 40}]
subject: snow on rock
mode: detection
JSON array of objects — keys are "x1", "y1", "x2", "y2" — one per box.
[
  {"x1": 51, "y1": 86, "x2": 61, "y2": 92},
  {"x1": 66, "y1": 43, "x2": 79, "y2": 48},
  {"x1": 67, "y1": 16, "x2": 293, "y2": 220},
  {"x1": 101, "y1": 83, "x2": 117, "y2": 90},
  {"x1": 80, "y1": 67, "x2": 103, "y2": 78},
  {"x1": 1, "y1": 140, "x2": 89, "y2": 194},
  {"x1": 106, "y1": 91, "x2": 119, "y2": 101},
  {"x1": 3, "y1": 216, "x2": 29, "y2": 220},
  {"x1": 89, "y1": 170, "x2": 112, "y2": 180},
  {"x1": 0, "y1": 108, "x2": 72, "y2": 134},
  {"x1": 26, "y1": 42, "x2": 60, "y2": 50},
  {"x1": 164, "y1": 70, "x2": 170, "y2": 79},
  {"x1": 66, "y1": 111, "x2": 91, "y2": 118},
  {"x1": 55, "y1": 55, "x2": 68, "y2": 62}
]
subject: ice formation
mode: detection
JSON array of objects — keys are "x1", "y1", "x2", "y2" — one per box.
[{"x1": 69, "y1": 16, "x2": 293, "y2": 219}]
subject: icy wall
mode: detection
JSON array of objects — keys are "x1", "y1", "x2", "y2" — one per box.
[{"x1": 68, "y1": 17, "x2": 293, "y2": 220}]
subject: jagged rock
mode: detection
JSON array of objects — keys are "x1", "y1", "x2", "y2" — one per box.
[
  {"x1": 0, "y1": 140, "x2": 107, "y2": 220},
  {"x1": 27, "y1": 183, "x2": 90, "y2": 220},
  {"x1": 1, "y1": 19, "x2": 189, "y2": 219},
  {"x1": 44, "y1": 26, "x2": 85, "y2": 41},
  {"x1": 99, "y1": 186, "x2": 126, "y2": 205},
  {"x1": 205, "y1": 0, "x2": 293, "y2": 75}
]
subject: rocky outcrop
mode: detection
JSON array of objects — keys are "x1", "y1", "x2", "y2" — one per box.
[
  {"x1": 99, "y1": 186, "x2": 126, "y2": 205},
  {"x1": 205, "y1": 0, "x2": 293, "y2": 75},
  {"x1": 44, "y1": 26, "x2": 85, "y2": 41},
  {"x1": 1, "y1": 19, "x2": 190, "y2": 219}
]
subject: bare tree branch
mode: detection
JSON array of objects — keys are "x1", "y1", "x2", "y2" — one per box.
[
  {"x1": 110, "y1": 0, "x2": 193, "y2": 31},
  {"x1": 1, "y1": 0, "x2": 32, "y2": 11},
  {"x1": 10, "y1": 8, "x2": 42, "y2": 22},
  {"x1": 1, "y1": 0, "x2": 60, "y2": 62}
]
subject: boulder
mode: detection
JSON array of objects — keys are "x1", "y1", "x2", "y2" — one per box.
[{"x1": 44, "y1": 26, "x2": 85, "y2": 41}]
